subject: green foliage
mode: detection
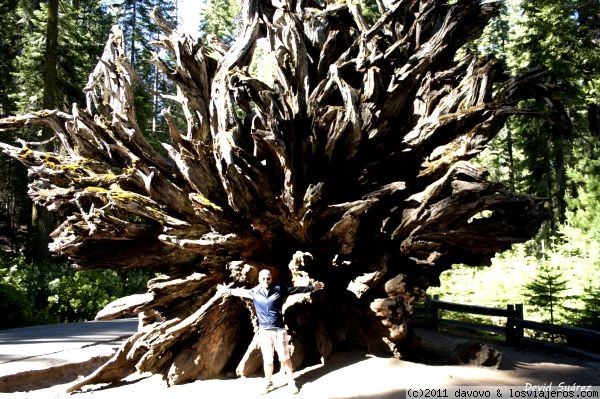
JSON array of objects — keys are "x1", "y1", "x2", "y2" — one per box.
[
  {"x1": 0, "y1": 254, "x2": 152, "y2": 329},
  {"x1": 0, "y1": 156, "x2": 29, "y2": 250},
  {"x1": 114, "y1": 0, "x2": 177, "y2": 69},
  {"x1": 429, "y1": 253, "x2": 530, "y2": 311},
  {"x1": 11, "y1": 0, "x2": 112, "y2": 113},
  {"x1": 566, "y1": 153, "x2": 600, "y2": 240},
  {"x1": 524, "y1": 261, "x2": 569, "y2": 325},
  {"x1": 0, "y1": 0, "x2": 19, "y2": 116},
  {"x1": 575, "y1": 283, "x2": 600, "y2": 330},
  {"x1": 506, "y1": 0, "x2": 599, "y2": 229},
  {"x1": 110, "y1": 0, "x2": 177, "y2": 147},
  {"x1": 471, "y1": 0, "x2": 600, "y2": 237},
  {"x1": 200, "y1": 0, "x2": 241, "y2": 44},
  {"x1": 359, "y1": 0, "x2": 381, "y2": 25},
  {"x1": 0, "y1": 283, "x2": 33, "y2": 329},
  {"x1": 0, "y1": 255, "x2": 55, "y2": 328},
  {"x1": 432, "y1": 213, "x2": 600, "y2": 330},
  {"x1": 47, "y1": 268, "x2": 150, "y2": 322},
  {"x1": 468, "y1": 0, "x2": 510, "y2": 59},
  {"x1": 11, "y1": 6, "x2": 46, "y2": 112}
]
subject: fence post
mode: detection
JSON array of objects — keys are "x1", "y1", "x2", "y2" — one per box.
[
  {"x1": 515, "y1": 304, "x2": 524, "y2": 342},
  {"x1": 426, "y1": 294, "x2": 439, "y2": 330},
  {"x1": 506, "y1": 304, "x2": 516, "y2": 345},
  {"x1": 506, "y1": 303, "x2": 525, "y2": 345}
]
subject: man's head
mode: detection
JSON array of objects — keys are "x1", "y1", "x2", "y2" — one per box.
[{"x1": 258, "y1": 269, "x2": 272, "y2": 289}]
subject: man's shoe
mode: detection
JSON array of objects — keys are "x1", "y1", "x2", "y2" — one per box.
[
  {"x1": 288, "y1": 380, "x2": 299, "y2": 394},
  {"x1": 262, "y1": 381, "x2": 273, "y2": 394}
]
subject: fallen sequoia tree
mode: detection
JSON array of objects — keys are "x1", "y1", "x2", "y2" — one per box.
[{"x1": 0, "y1": 0, "x2": 565, "y2": 391}]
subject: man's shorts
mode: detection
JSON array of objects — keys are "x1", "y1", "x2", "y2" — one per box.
[{"x1": 258, "y1": 328, "x2": 290, "y2": 363}]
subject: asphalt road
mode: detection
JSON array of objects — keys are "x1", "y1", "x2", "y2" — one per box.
[{"x1": 0, "y1": 318, "x2": 138, "y2": 391}]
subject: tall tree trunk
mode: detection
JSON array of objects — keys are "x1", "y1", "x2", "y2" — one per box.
[
  {"x1": 43, "y1": 0, "x2": 58, "y2": 109},
  {"x1": 129, "y1": 0, "x2": 137, "y2": 65},
  {"x1": 589, "y1": 104, "x2": 600, "y2": 139},
  {"x1": 506, "y1": 127, "x2": 515, "y2": 193},
  {"x1": 27, "y1": 0, "x2": 59, "y2": 263},
  {"x1": 0, "y1": 0, "x2": 568, "y2": 391},
  {"x1": 578, "y1": 2, "x2": 600, "y2": 141}
]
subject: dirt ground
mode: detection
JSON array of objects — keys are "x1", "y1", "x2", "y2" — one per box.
[{"x1": 6, "y1": 328, "x2": 600, "y2": 399}]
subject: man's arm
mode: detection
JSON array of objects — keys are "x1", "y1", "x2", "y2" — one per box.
[
  {"x1": 286, "y1": 281, "x2": 325, "y2": 295},
  {"x1": 217, "y1": 283, "x2": 253, "y2": 299}
]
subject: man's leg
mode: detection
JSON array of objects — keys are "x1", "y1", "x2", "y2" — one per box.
[
  {"x1": 280, "y1": 358, "x2": 298, "y2": 393},
  {"x1": 262, "y1": 357, "x2": 274, "y2": 382},
  {"x1": 258, "y1": 330, "x2": 275, "y2": 393},
  {"x1": 275, "y1": 330, "x2": 298, "y2": 393},
  {"x1": 280, "y1": 358, "x2": 294, "y2": 381}
]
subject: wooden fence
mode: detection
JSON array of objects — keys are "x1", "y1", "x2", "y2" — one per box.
[{"x1": 417, "y1": 295, "x2": 600, "y2": 354}]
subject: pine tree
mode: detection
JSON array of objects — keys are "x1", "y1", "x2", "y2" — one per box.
[
  {"x1": 1, "y1": 0, "x2": 26, "y2": 254},
  {"x1": 525, "y1": 261, "x2": 569, "y2": 325},
  {"x1": 0, "y1": 0, "x2": 25, "y2": 252},
  {"x1": 110, "y1": 0, "x2": 177, "y2": 145},
  {"x1": 12, "y1": 0, "x2": 111, "y2": 113},
  {"x1": 574, "y1": 0, "x2": 600, "y2": 140},
  {"x1": 0, "y1": 0, "x2": 19, "y2": 117},
  {"x1": 505, "y1": 0, "x2": 600, "y2": 231},
  {"x1": 577, "y1": 282, "x2": 600, "y2": 330},
  {"x1": 200, "y1": 0, "x2": 241, "y2": 44}
]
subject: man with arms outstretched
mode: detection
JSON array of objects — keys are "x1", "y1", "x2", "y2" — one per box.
[{"x1": 220, "y1": 269, "x2": 324, "y2": 394}]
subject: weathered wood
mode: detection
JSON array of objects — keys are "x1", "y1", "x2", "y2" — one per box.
[
  {"x1": 0, "y1": 0, "x2": 565, "y2": 390},
  {"x1": 235, "y1": 332, "x2": 262, "y2": 377},
  {"x1": 67, "y1": 330, "x2": 146, "y2": 393}
]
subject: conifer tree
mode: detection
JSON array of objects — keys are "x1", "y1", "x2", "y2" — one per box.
[
  {"x1": 577, "y1": 282, "x2": 600, "y2": 330},
  {"x1": 525, "y1": 261, "x2": 569, "y2": 325},
  {"x1": 200, "y1": 0, "x2": 241, "y2": 44},
  {"x1": 0, "y1": 0, "x2": 24, "y2": 250},
  {"x1": 505, "y1": 0, "x2": 599, "y2": 230},
  {"x1": 12, "y1": 0, "x2": 111, "y2": 113},
  {"x1": 0, "y1": 0, "x2": 19, "y2": 117},
  {"x1": 111, "y1": 0, "x2": 177, "y2": 142},
  {"x1": 512, "y1": 2, "x2": 600, "y2": 330}
]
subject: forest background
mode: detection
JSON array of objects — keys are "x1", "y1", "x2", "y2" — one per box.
[{"x1": 0, "y1": 0, "x2": 598, "y2": 337}]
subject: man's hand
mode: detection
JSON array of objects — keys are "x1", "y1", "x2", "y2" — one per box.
[
  {"x1": 217, "y1": 282, "x2": 232, "y2": 296},
  {"x1": 313, "y1": 281, "x2": 325, "y2": 291}
]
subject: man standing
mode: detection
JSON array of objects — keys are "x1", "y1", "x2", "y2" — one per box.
[{"x1": 220, "y1": 269, "x2": 324, "y2": 394}]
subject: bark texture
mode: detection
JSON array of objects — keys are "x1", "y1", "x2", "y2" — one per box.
[{"x1": 0, "y1": 0, "x2": 562, "y2": 390}]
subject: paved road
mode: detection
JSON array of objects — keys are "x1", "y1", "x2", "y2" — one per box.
[{"x1": 0, "y1": 318, "x2": 138, "y2": 392}]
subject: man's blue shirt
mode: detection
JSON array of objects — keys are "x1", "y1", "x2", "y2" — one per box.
[{"x1": 247, "y1": 285, "x2": 314, "y2": 329}]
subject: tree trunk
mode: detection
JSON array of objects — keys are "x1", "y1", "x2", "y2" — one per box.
[
  {"x1": 0, "y1": 0, "x2": 567, "y2": 390},
  {"x1": 27, "y1": 0, "x2": 60, "y2": 263},
  {"x1": 43, "y1": 0, "x2": 58, "y2": 109}
]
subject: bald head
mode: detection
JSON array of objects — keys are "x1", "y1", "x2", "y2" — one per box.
[{"x1": 258, "y1": 269, "x2": 272, "y2": 289}]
